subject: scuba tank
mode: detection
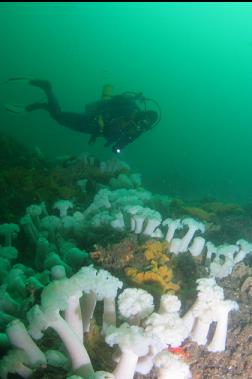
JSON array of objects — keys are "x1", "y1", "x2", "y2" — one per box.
[{"x1": 85, "y1": 84, "x2": 113, "y2": 114}]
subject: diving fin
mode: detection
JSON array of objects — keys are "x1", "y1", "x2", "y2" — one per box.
[
  {"x1": 1, "y1": 77, "x2": 34, "y2": 85},
  {"x1": 4, "y1": 103, "x2": 26, "y2": 113}
]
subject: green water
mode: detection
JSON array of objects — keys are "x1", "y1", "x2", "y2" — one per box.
[{"x1": 1, "y1": 2, "x2": 252, "y2": 204}]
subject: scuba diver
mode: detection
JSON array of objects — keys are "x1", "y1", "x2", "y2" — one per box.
[{"x1": 4, "y1": 78, "x2": 161, "y2": 153}]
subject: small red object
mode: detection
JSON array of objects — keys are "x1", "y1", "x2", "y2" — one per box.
[{"x1": 167, "y1": 346, "x2": 189, "y2": 359}]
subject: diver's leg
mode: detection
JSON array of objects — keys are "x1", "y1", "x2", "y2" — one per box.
[
  {"x1": 27, "y1": 79, "x2": 96, "y2": 134},
  {"x1": 28, "y1": 79, "x2": 61, "y2": 115},
  {"x1": 55, "y1": 112, "x2": 90, "y2": 132},
  {"x1": 27, "y1": 80, "x2": 86, "y2": 131},
  {"x1": 26, "y1": 100, "x2": 87, "y2": 132}
]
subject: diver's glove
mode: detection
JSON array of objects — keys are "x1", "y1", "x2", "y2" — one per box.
[
  {"x1": 112, "y1": 145, "x2": 122, "y2": 154},
  {"x1": 104, "y1": 140, "x2": 113, "y2": 147}
]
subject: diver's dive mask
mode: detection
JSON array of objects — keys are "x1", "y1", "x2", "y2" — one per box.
[
  {"x1": 136, "y1": 110, "x2": 159, "y2": 131},
  {"x1": 122, "y1": 91, "x2": 161, "y2": 128}
]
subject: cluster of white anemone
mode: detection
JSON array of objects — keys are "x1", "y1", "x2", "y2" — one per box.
[
  {"x1": 82, "y1": 188, "x2": 252, "y2": 279},
  {"x1": 0, "y1": 266, "x2": 239, "y2": 379},
  {"x1": 5, "y1": 184, "x2": 250, "y2": 282},
  {"x1": 0, "y1": 162, "x2": 249, "y2": 379}
]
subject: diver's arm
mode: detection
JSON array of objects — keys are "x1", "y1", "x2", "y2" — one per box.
[
  {"x1": 112, "y1": 133, "x2": 141, "y2": 153},
  {"x1": 88, "y1": 134, "x2": 98, "y2": 145}
]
